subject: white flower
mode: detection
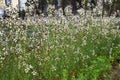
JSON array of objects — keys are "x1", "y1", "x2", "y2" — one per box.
[
  {"x1": 25, "y1": 67, "x2": 30, "y2": 73},
  {"x1": 29, "y1": 65, "x2": 33, "y2": 69},
  {"x1": 0, "y1": 31, "x2": 3, "y2": 36},
  {"x1": 32, "y1": 71, "x2": 37, "y2": 76}
]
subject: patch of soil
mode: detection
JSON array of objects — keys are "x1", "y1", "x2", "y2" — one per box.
[
  {"x1": 110, "y1": 63, "x2": 120, "y2": 80},
  {"x1": 99, "y1": 62, "x2": 120, "y2": 80}
]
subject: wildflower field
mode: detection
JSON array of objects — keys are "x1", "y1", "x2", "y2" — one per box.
[{"x1": 0, "y1": 16, "x2": 120, "y2": 80}]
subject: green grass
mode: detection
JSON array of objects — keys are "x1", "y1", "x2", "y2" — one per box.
[{"x1": 0, "y1": 19, "x2": 120, "y2": 80}]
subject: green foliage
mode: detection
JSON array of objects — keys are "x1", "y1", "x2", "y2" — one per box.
[
  {"x1": 78, "y1": 56, "x2": 112, "y2": 80},
  {"x1": 0, "y1": 18, "x2": 119, "y2": 80},
  {"x1": 62, "y1": 69, "x2": 68, "y2": 80}
]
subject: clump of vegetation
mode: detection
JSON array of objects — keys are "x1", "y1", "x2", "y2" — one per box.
[{"x1": 0, "y1": 17, "x2": 120, "y2": 80}]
